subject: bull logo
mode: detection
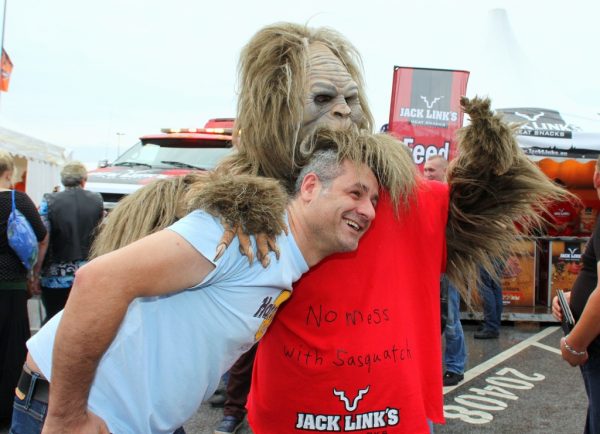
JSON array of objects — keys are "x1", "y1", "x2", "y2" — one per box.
[
  {"x1": 333, "y1": 386, "x2": 370, "y2": 412},
  {"x1": 514, "y1": 111, "x2": 545, "y2": 122},
  {"x1": 420, "y1": 95, "x2": 444, "y2": 109}
]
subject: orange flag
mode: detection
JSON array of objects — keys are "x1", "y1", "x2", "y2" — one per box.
[{"x1": 1, "y1": 49, "x2": 13, "y2": 92}]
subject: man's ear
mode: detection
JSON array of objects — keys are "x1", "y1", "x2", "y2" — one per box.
[
  {"x1": 593, "y1": 170, "x2": 600, "y2": 190},
  {"x1": 299, "y1": 172, "x2": 321, "y2": 201}
]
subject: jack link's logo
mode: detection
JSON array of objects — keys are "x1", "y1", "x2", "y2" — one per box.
[
  {"x1": 295, "y1": 386, "x2": 400, "y2": 431},
  {"x1": 560, "y1": 247, "x2": 582, "y2": 261},
  {"x1": 398, "y1": 94, "x2": 458, "y2": 127},
  {"x1": 420, "y1": 95, "x2": 444, "y2": 109},
  {"x1": 514, "y1": 111, "x2": 545, "y2": 122},
  {"x1": 334, "y1": 386, "x2": 370, "y2": 411},
  {"x1": 506, "y1": 109, "x2": 574, "y2": 138}
]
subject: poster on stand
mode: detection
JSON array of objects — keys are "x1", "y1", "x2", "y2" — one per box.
[
  {"x1": 501, "y1": 240, "x2": 536, "y2": 307},
  {"x1": 387, "y1": 67, "x2": 469, "y2": 169},
  {"x1": 548, "y1": 239, "x2": 587, "y2": 303}
]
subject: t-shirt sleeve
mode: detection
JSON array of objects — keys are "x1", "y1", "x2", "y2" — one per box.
[
  {"x1": 167, "y1": 210, "x2": 229, "y2": 288},
  {"x1": 16, "y1": 191, "x2": 47, "y2": 241}
]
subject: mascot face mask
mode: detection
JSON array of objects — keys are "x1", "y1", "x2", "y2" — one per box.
[{"x1": 301, "y1": 43, "x2": 365, "y2": 138}]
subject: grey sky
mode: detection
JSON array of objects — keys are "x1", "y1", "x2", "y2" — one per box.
[{"x1": 1, "y1": 0, "x2": 598, "y2": 164}]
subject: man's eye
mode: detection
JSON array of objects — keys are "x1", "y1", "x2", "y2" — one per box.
[{"x1": 315, "y1": 94, "x2": 333, "y2": 104}]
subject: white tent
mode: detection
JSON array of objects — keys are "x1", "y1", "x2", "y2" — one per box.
[
  {"x1": 0, "y1": 126, "x2": 69, "y2": 205},
  {"x1": 465, "y1": 9, "x2": 600, "y2": 168}
]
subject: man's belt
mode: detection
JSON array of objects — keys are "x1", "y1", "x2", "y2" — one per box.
[{"x1": 15, "y1": 366, "x2": 49, "y2": 404}]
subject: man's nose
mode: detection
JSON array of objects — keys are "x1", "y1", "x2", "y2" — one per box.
[{"x1": 358, "y1": 198, "x2": 376, "y2": 223}]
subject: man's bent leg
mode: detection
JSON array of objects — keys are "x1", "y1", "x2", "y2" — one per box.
[{"x1": 223, "y1": 343, "x2": 257, "y2": 420}]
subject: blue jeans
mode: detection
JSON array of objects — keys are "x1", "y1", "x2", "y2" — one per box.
[
  {"x1": 581, "y1": 353, "x2": 600, "y2": 434},
  {"x1": 479, "y1": 268, "x2": 503, "y2": 333},
  {"x1": 444, "y1": 284, "x2": 466, "y2": 374},
  {"x1": 9, "y1": 393, "x2": 46, "y2": 434},
  {"x1": 10, "y1": 394, "x2": 187, "y2": 434}
]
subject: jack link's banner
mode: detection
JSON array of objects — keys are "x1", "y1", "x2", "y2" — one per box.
[{"x1": 388, "y1": 67, "x2": 469, "y2": 168}]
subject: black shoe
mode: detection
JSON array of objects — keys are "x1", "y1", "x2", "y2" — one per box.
[
  {"x1": 443, "y1": 371, "x2": 464, "y2": 386},
  {"x1": 208, "y1": 391, "x2": 227, "y2": 408},
  {"x1": 474, "y1": 329, "x2": 499, "y2": 339},
  {"x1": 214, "y1": 415, "x2": 244, "y2": 434}
]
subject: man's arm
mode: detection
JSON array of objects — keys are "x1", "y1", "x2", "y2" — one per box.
[
  {"x1": 42, "y1": 229, "x2": 215, "y2": 432},
  {"x1": 560, "y1": 264, "x2": 600, "y2": 366}
]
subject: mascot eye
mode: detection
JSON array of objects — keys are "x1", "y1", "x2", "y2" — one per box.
[{"x1": 314, "y1": 94, "x2": 333, "y2": 104}]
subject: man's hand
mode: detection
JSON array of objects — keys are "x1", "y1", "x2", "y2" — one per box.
[
  {"x1": 27, "y1": 275, "x2": 41, "y2": 297},
  {"x1": 42, "y1": 410, "x2": 109, "y2": 434}
]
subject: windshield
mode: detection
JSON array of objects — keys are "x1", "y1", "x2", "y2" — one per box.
[{"x1": 113, "y1": 138, "x2": 232, "y2": 169}]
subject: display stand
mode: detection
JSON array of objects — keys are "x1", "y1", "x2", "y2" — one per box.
[{"x1": 460, "y1": 237, "x2": 588, "y2": 322}]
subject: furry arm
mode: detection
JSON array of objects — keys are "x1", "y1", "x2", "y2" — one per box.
[
  {"x1": 446, "y1": 96, "x2": 572, "y2": 300},
  {"x1": 185, "y1": 173, "x2": 289, "y2": 265}
]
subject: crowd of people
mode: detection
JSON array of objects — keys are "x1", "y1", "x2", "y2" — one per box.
[{"x1": 0, "y1": 20, "x2": 596, "y2": 434}]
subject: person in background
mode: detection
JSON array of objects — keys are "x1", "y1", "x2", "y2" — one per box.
[
  {"x1": 423, "y1": 155, "x2": 448, "y2": 184},
  {"x1": 552, "y1": 155, "x2": 600, "y2": 434},
  {"x1": 39, "y1": 161, "x2": 104, "y2": 322},
  {"x1": 0, "y1": 151, "x2": 47, "y2": 427},
  {"x1": 475, "y1": 266, "x2": 504, "y2": 339},
  {"x1": 424, "y1": 155, "x2": 466, "y2": 386}
]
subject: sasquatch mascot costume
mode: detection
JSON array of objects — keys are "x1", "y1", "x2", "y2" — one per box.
[{"x1": 127, "y1": 23, "x2": 568, "y2": 433}]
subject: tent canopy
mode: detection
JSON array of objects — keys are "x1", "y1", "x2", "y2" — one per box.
[{"x1": 0, "y1": 126, "x2": 69, "y2": 204}]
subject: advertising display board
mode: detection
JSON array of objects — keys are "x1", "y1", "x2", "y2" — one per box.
[
  {"x1": 548, "y1": 239, "x2": 587, "y2": 305},
  {"x1": 387, "y1": 67, "x2": 469, "y2": 168},
  {"x1": 501, "y1": 239, "x2": 536, "y2": 307}
]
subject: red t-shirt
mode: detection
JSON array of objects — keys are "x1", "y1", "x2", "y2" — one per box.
[{"x1": 247, "y1": 181, "x2": 449, "y2": 434}]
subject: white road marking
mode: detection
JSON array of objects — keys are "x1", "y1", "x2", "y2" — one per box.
[
  {"x1": 444, "y1": 326, "x2": 561, "y2": 394},
  {"x1": 532, "y1": 341, "x2": 562, "y2": 355}
]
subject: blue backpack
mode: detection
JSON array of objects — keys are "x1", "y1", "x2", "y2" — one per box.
[{"x1": 7, "y1": 189, "x2": 38, "y2": 270}]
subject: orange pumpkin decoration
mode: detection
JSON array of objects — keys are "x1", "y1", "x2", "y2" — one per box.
[{"x1": 537, "y1": 159, "x2": 596, "y2": 188}]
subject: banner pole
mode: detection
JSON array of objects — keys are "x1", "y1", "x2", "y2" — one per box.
[{"x1": 0, "y1": 0, "x2": 7, "y2": 111}]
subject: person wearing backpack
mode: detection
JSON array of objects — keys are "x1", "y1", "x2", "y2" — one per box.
[{"x1": 0, "y1": 150, "x2": 47, "y2": 428}]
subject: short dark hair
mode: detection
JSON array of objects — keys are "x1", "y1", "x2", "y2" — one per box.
[{"x1": 294, "y1": 149, "x2": 343, "y2": 195}]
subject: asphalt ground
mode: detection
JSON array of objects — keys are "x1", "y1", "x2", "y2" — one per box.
[{"x1": 4, "y1": 300, "x2": 588, "y2": 434}]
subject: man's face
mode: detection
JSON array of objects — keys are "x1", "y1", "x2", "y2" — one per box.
[
  {"x1": 307, "y1": 160, "x2": 378, "y2": 254},
  {"x1": 300, "y1": 43, "x2": 365, "y2": 138},
  {"x1": 423, "y1": 158, "x2": 447, "y2": 182}
]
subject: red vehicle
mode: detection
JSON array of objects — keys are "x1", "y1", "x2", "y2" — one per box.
[{"x1": 87, "y1": 119, "x2": 234, "y2": 209}]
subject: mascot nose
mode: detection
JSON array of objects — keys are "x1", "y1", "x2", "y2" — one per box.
[{"x1": 332, "y1": 101, "x2": 352, "y2": 118}]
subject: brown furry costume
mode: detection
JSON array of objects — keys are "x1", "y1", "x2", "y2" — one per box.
[
  {"x1": 446, "y1": 96, "x2": 570, "y2": 297},
  {"x1": 186, "y1": 23, "x2": 567, "y2": 301}
]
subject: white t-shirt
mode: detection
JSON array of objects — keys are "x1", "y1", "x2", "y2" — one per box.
[{"x1": 27, "y1": 210, "x2": 308, "y2": 434}]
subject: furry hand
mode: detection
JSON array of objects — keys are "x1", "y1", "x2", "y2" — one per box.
[{"x1": 187, "y1": 173, "x2": 289, "y2": 267}]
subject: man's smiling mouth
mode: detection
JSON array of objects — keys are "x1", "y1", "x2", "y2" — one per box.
[{"x1": 344, "y1": 219, "x2": 360, "y2": 231}]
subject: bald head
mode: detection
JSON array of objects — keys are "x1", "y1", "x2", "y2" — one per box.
[{"x1": 423, "y1": 155, "x2": 448, "y2": 182}]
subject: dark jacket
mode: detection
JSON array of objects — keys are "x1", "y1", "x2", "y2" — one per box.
[{"x1": 45, "y1": 187, "x2": 103, "y2": 263}]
